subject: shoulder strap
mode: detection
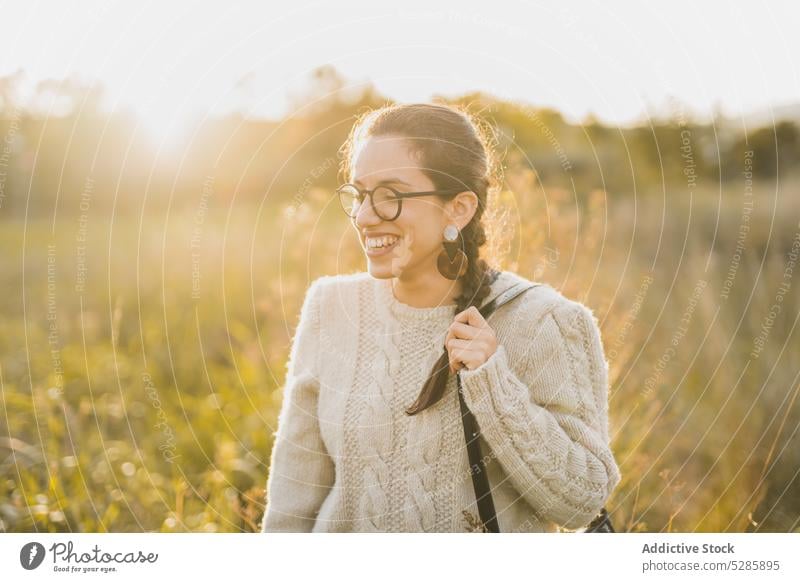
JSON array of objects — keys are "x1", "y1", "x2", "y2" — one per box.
[
  {"x1": 457, "y1": 281, "x2": 541, "y2": 532},
  {"x1": 479, "y1": 281, "x2": 540, "y2": 319},
  {"x1": 459, "y1": 280, "x2": 615, "y2": 533}
]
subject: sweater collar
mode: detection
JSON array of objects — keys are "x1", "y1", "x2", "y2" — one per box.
[
  {"x1": 376, "y1": 276, "x2": 457, "y2": 321},
  {"x1": 373, "y1": 271, "x2": 517, "y2": 322}
]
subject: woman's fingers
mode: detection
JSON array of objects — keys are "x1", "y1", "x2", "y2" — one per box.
[
  {"x1": 448, "y1": 346, "x2": 482, "y2": 372},
  {"x1": 453, "y1": 305, "x2": 488, "y2": 327},
  {"x1": 448, "y1": 321, "x2": 480, "y2": 340},
  {"x1": 446, "y1": 309, "x2": 497, "y2": 372},
  {"x1": 445, "y1": 318, "x2": 497, "y2": 373},
  {"x1": 447, "y1": 337, "x2": 485, "y2": 351}
]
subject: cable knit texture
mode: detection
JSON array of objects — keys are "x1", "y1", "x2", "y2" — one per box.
[{"x1": 261, "y1": 270, "x2": 621, "y2": 532}]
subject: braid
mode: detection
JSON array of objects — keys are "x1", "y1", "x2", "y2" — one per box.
[
  {"x1": 406, "y1": 183, "x2": 500, "y2": 415},
  {"x1": 453, "y1": 220, "x2": 498, "y2": 314}
]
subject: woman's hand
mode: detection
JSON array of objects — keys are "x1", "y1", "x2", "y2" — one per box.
[{"x1": 445, "y1": 306, "x2": 498, "y2": 374}]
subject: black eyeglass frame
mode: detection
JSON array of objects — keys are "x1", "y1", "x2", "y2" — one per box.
[{"x1": 336, "y1": 183, "x2": 464, "y2": 221}]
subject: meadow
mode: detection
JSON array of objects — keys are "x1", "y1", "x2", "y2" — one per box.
[{"x1": 2, "y1": 160, "x2": 798, "y2": 533}]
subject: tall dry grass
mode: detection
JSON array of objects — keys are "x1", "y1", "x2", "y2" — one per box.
[{"x1": 1, "y1": 167, "x2": 798, "y2": 532}]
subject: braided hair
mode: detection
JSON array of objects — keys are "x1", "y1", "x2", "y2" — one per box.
[{"x1": 339, "y1": 102, "x2": 502, "y2": 414}]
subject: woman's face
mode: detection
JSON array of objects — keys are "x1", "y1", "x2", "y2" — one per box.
[{"x1": 349, "y1": 134, "x2": 453, "y2": 280}]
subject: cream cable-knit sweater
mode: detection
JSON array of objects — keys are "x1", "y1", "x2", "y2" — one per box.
[{"x1": 260, "y1": 270, "x2": 621, "y2": 533}]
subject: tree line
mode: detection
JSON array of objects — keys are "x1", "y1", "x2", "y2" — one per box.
[{"x1": 1, "y1": 66, "x2": 798, "y2": 219}]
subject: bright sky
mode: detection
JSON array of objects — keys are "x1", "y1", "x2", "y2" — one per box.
[{"x1": 2, "y1": 0, "x2": 799, "y2": 137}]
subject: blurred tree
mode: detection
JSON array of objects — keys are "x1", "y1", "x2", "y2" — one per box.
[
  {"x1": 1, "y1": 65, "x2": 799, "y2": 219},
  {"x1": 731, "y1": 121, "x2": 800, "y2": 178}
]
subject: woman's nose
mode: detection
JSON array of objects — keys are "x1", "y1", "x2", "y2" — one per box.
[{"x1": 354, "y1": 196, "x2": 381, "y2": 227}]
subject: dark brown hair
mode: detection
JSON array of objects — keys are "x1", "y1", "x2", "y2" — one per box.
[{"x1": 339, "y1": 102, "x2": 502, "y2": 415}]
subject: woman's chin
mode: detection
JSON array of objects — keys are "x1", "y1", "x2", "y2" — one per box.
[
  {"x1": 369, "y1": 256, "x2": 415, "y2": 278},
  {"x1": 367, "y1": 261, "x2": 395, "y2": 278}
]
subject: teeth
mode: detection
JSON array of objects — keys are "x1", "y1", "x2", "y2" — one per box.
[{"x1": 367, "y1": 235, "x2": 400, "y2": 249}]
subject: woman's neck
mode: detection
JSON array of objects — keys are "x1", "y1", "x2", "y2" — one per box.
[{"x1": 391, "y1": 272, "x2": 462, "y2": 308}]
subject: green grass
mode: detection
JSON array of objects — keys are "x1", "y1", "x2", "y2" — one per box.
[{"x1": 2, "y1": 175, "x2": 799, "y2": 532}]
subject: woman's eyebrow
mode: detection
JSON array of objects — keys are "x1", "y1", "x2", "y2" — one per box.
[{"x1": 353, "y1": 178, "x2": 412, "y2": 188}]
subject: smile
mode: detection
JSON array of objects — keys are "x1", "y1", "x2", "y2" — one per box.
[{"x1": 365, "y1": 235, "x2": 401, "y2": 256}]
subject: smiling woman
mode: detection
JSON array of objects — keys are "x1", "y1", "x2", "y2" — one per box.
[{"x1": 260, "y1": 102, "x2": 621, "y2": 533}]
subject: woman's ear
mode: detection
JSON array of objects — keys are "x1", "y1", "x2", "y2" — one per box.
[{"x1": 444, "y1": 191, "x2": 479, "y2": 229}]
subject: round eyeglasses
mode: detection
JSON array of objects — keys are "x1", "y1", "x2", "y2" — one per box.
[{"x1": 336, "y1": 183, "x2": 463, "y2": 222}]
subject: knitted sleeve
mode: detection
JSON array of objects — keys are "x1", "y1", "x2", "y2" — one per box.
[
  {"x1": 261, "y1": 278, "x2": 335, "y2": 532},
  {"x1": 457, "y1": 301, "x2": 621, "y2": 530}
]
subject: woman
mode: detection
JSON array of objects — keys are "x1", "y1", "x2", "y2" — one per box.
[{"x1": 261, "y1": 102, "x2": 621, "y2": 533}]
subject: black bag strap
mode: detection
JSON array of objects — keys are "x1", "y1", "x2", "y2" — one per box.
[
  {"x1": 456, "y1": 281, "x2": 539, "y2": 532},
  {"x1": 456, "y1": 281, "x2": 614, "y2": 533}
]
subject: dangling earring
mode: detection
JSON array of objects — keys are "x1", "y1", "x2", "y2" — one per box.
[{"x1": 437, "y1": 224, "x2": 468, "y2": 280}]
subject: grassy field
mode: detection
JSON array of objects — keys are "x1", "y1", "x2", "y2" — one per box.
[{"x1": 1, "y1": 170, "x2": 799, "y2": 532}]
